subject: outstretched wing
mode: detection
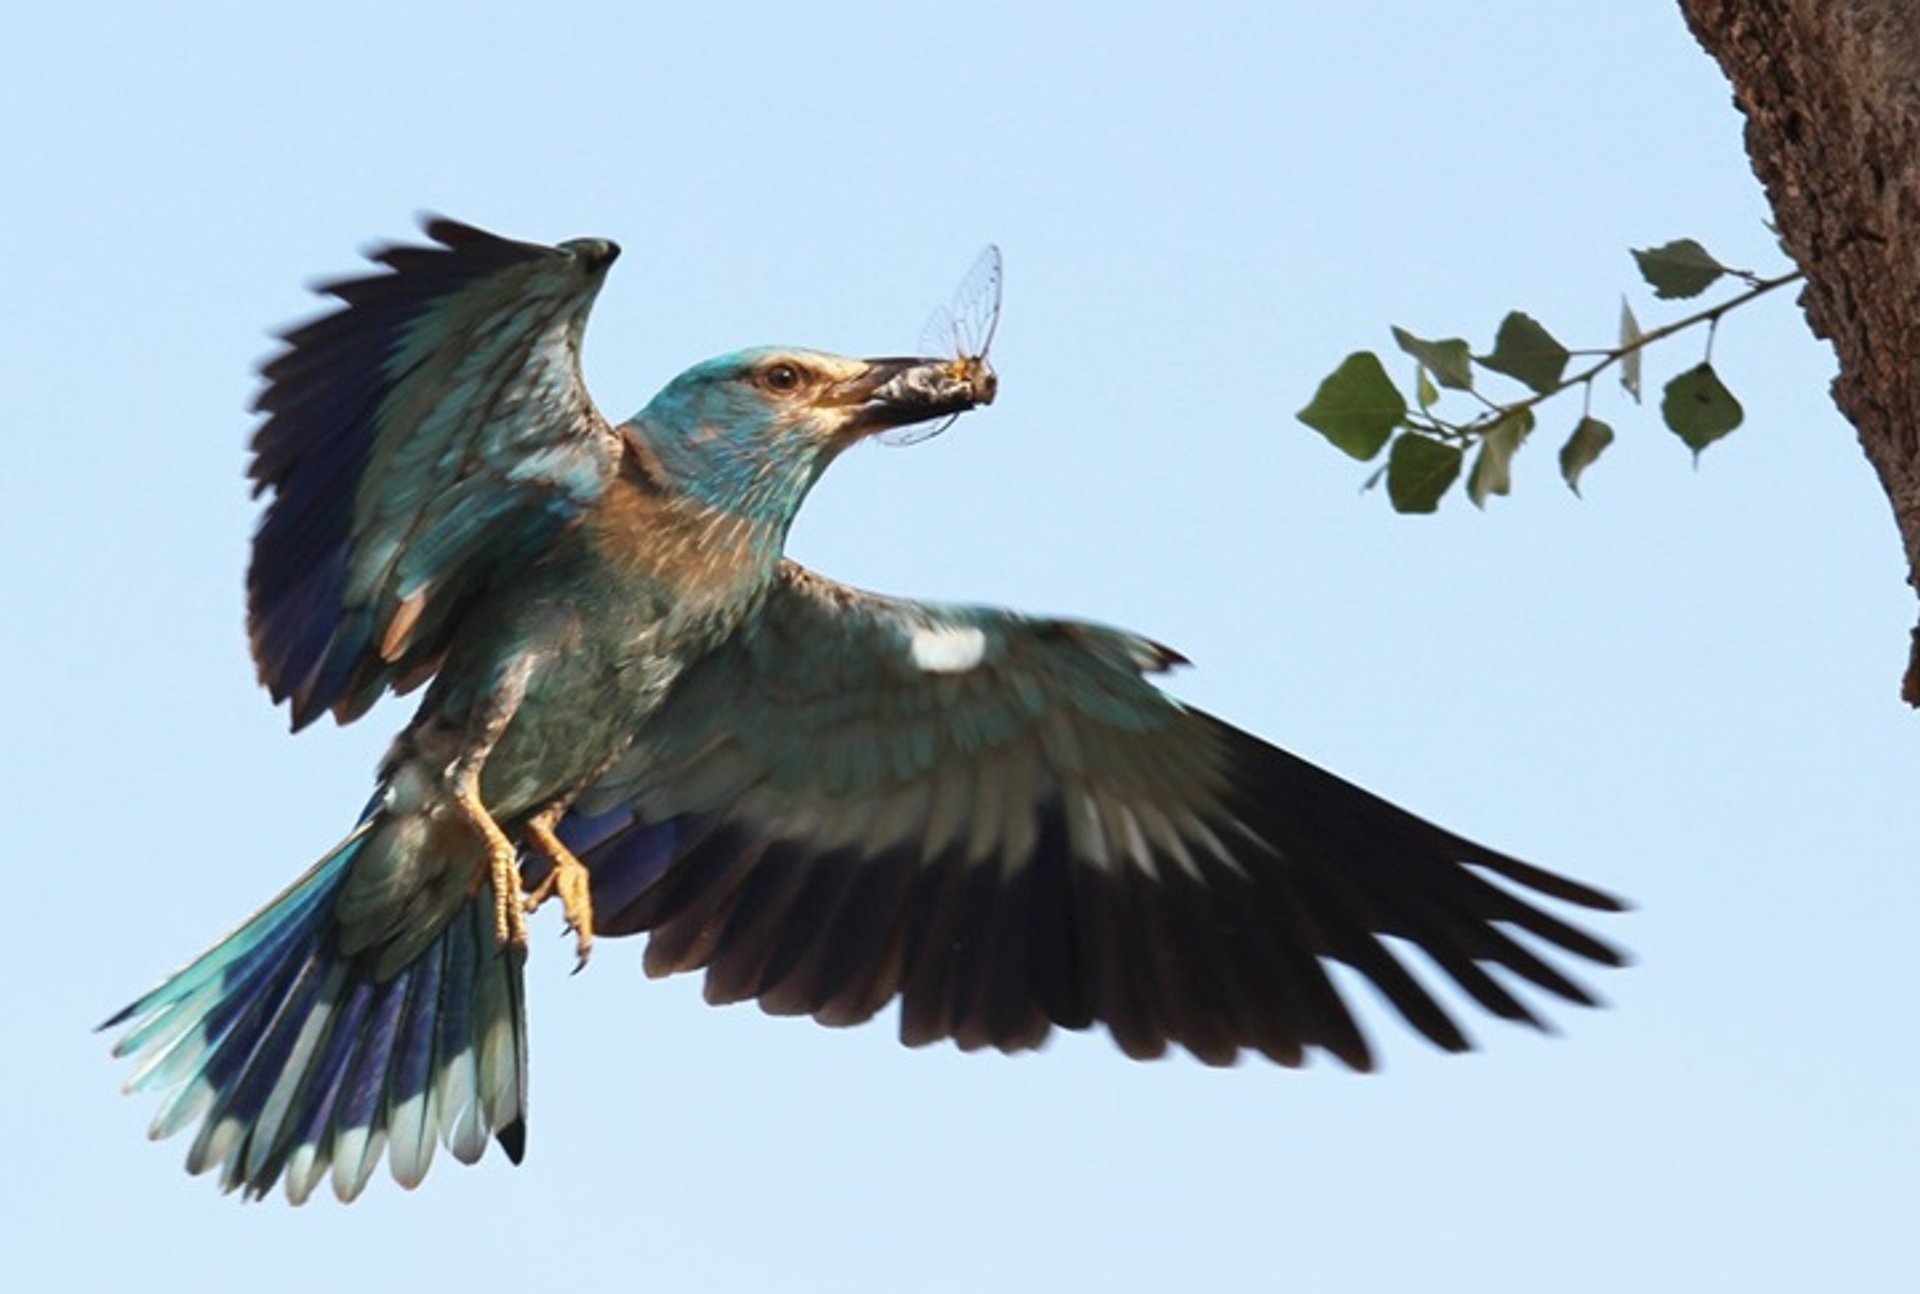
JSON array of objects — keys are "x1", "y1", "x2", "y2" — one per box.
[
  {"x1": 557, "y1": 563, "x2": 1627, "y2": 1070},
  {"x1": 248, "y1": 217, "x2": 624, "y2": 729}
]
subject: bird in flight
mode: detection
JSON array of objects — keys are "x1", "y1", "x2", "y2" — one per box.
[{"x1": 104, "y1": 218, "x2": 1627, "y2": 1204}]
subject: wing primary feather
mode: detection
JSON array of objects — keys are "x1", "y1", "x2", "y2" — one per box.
[
  {"x1": 1206, "y1": 875, "x2": 1311, "y2": 1068},
  {"x1": 1079, "y1": 864, "x2": 1167, "y2": 1061},
  {"x1": 753, "y1": 849, "x2": 863, "y2": 1017},
  {"x1": 810, "y1": 853, "x2": 919, "y2": 1028},
  {"x1": 1148, "y1": 862, "x2": 1252, "y2": 1066},
  {"x1": 603, "y1": 816, "x2": 732, "y2": 937},
  {"x1": 1241, "y1": 861, "x2": 1377, "y2": 1070},
  {"x1": 942, "y1": 860, "x2": 1011, "y2": 1052},
  {"x1": 1026, "y1": 799, "x2": 1092, "y2": 1031},
  {"x1": 702, "y1": 841, "x2": 816, "y2": 1006},
  {"x1": 969, "y1": 842, "x2": 1050, "y2": 1053},
  {"x1": 1131, "y1": 863, "x2": 1242, "y2": 1064},
  {"x1": 1298, "y1": 867, "x2": 1473, "y2": 1053},
  {"x1": 637, "y1": 836, "x2": 768, "y2": 978},
  {"x1": 896, "y1": 850, "x2": 973, "y2": 1048}
]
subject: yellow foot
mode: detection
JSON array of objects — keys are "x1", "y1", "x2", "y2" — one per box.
[
  {"x1": 522, "y1": 811, "x2": 595, "y2": 971},
  {"x1": 451, "y1": 785, "x2": 528, "y2": 951}
]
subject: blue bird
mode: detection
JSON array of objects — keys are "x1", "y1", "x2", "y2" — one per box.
[{"x1": 105, "y1": 218, "x2": 1627, "y2": 1203}]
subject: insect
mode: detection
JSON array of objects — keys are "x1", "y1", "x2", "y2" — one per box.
[{"x1": 879, "y1": 243, "x2": 1004, "y2": 447}]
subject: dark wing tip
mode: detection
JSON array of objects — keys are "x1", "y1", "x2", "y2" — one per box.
[
  {"x1": 387, "y1": 213, "x2": 577, "y2": 273},
  {"x1": 1151, "y1": 640, "x2": 1191, "y2": 671},
  {"x1": 1575, "y1": 939, "x2": 1633, "y2": 971},
  {"x1": 415, "y1": 215, "x2": 622, "y2": 276},
  {"x1": 1466, "y1": 849, "x2": 1632, "y2": 914},
  {"x1": 418, "y1": 213, "x2": 517, "y2": 252},
  {"x1": 559, "y1": 236, "x2": 622, "y2": 272}
]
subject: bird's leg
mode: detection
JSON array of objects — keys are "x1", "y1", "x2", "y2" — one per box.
[
  {"x1": 444, "y1": 774, "x2": 528, "y2": 950},
  {"x1": 438, "y1": 655, "x2": 538, "y2": 951},
  {"x1": 521, "y1": 806, "x2": 595, "y2": 970}
]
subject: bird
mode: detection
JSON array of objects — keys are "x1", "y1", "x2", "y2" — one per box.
[{"x1": 104, "y1": 217, "x2": 1628, "y2": 1205}]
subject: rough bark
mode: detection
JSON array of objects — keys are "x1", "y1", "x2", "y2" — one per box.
[{"x1": 1680, "y1": 0, "x2": 1920, "y2": 703}]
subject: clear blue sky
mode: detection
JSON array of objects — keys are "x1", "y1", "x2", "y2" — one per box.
[{"x1": 7, "y1": 4, "x2": 1914, "y2": 1290}]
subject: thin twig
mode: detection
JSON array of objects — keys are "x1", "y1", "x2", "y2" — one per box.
[{"x1": 1423, "y1": 269, "x2": 1803, "y2": 441}]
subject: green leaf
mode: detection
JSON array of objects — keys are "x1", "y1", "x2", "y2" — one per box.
[
  {"x1": 1661, "y1": 363, "x2": 1743, "y2": 457},
  {"x1": 1466, "y1": 407, "x2": 1534, "y2": 508},
  {"x1": 1618, "y1": 298, "x2": 1644, "y2": 403},
  {"x1": 1392, "y1": 327, "x2": 1474, "y2": 391},
  {"x1": 1632, "y1": 238, "x2": 1726, "y2": 299},
  {"x1": 1416, "y1": 367, "x2": 1440, "y2": 411},
  {"x1": 1298, "y1": 352, "x2": 1407, "y2": 460},
  {"x1": 1385, "y1": 433, "x2": 1462, "y2": 513},
  {"x1": 1476, "y1": 312, "x2": 1569, "y2": 395},
  {"x1": 1558, "y1": 416, "x2": 1614, "y2": 495}
]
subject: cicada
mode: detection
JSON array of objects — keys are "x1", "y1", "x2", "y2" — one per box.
[{"x1": 879, "y1": 243, "x2": 1003, "y2": 447}]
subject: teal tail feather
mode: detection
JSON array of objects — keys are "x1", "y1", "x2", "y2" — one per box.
[{"x1": 101, "y1": 824, "x2": 528, "y2": 1203}]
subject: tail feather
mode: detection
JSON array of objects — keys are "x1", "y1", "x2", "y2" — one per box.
[
  {"x1": 111, "y1": 838, "x2": 354, "y2": 1071},
  {"x1": 103, "y1": 826, "x2": 528, "y2": 1203}
]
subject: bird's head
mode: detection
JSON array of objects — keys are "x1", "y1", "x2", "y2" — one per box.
[{"x1": 630, "y1": 346, "x2": 997, "y2": 520}]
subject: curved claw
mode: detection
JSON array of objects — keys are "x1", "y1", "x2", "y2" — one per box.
[{"x1": 522, "y1": 811, "x2": 595, "y2": 971}]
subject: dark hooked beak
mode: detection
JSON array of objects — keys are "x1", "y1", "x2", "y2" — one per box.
[{"x1": 834, "y1": 355, "x2": 998, "y2": 438}]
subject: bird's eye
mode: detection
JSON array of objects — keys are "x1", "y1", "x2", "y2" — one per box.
[{"x1": 760, "y1": 362, "x2": 803, "y2": 394}]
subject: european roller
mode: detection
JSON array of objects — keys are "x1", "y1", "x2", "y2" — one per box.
[{"x1": 105, "y1": 218, "x2": 1627, "y2": 1204}]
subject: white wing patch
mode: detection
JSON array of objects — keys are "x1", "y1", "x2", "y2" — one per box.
[{"x1": 908, "y1": 623, "x2": 988, "y2": 674}]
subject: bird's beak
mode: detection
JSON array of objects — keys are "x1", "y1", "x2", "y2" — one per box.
[{"x1": 831, "y1": 356, "x2": 998, "y2": 439}]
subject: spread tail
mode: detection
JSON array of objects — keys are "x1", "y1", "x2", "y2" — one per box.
[{"x1": 101, "y1": 823, "x2": 528, "y2": 1204}]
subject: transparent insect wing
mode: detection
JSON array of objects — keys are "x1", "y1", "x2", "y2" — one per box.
[
  {"x1": 881, "y1": 245, "x2": 1003, "y2": 448},
  {"x1": 919, "y1": 300, "x2": 961, "y2": 367},
  {"x1": 879, "y1": 411, "x2": 961, "y2": 448},
  {"x1": 945, "y1": 243, "x2": 1004, "y2": 362}
]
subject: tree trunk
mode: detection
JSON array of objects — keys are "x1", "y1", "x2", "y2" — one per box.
[{"x1": 1679, "y1": 0, "x2": 1920, "y2": 703}]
